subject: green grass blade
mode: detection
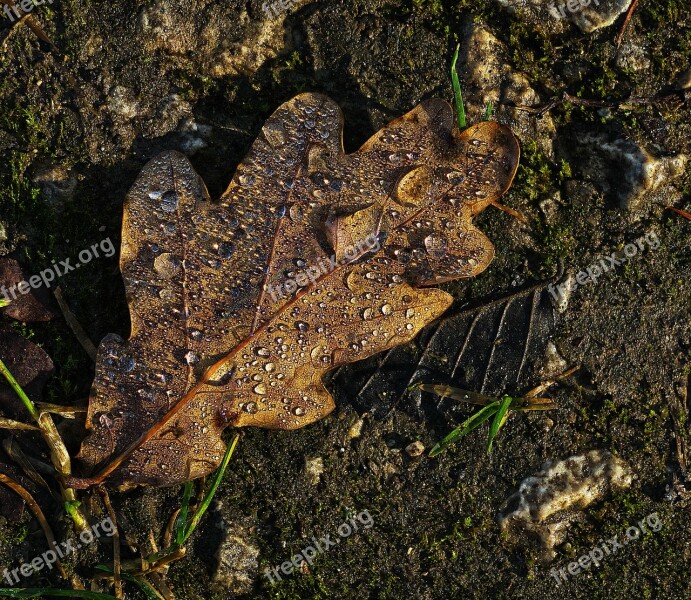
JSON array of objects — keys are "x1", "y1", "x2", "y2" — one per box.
[
  {"x1": 0, "y1": 297, "x2": 10, "y2": 307},
  {"x1": 483, "y1": 100, "x2": 493, "y2": 121},
  {"x1": 429, "y1": 401, "x2": 500, "y2": 457},
  {"x1": 451, "y1": 43, "x2": 467, "y2": 130},
  {"x1": 182, "y1": 433, "x2": 240, "y2": 543},
  {"x1": 175, "y1": 481, "x2": 194, "y2": 546},
  {"x1": 487, "y1": 395, "x2": 513, "y2": 453},
  {"x1": 0, "y1": 589, "x2": 117, "y2": 599},
  {"x1": 0, "y1": 358, "x2": 38, "y2": 420}
]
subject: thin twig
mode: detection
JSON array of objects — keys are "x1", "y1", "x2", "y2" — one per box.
[
  {"x1": 616, "y1": 0, "x2": 639, "y2": 47},
  {"x1": 515, "y1": 90, "x2": 686, "y2": 116}
]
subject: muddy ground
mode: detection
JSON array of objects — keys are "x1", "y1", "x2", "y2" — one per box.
[{"x1": 0, "y1": 0, "x2": 689, "y2": 599}]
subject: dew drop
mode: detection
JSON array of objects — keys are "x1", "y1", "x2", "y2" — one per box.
[
  {"x1": 263, "y1": 121, "x2": 287, "y2": 148},
  {"x1": 238, "y1": 173, "x2": 256, "y2": 187},
  {"x1": 159, "y1": 288, "x2": 174, "y2": 301},
  {"x1": 243, "y1": 401, "x2": 258, "y2": 414},
  {"x1": 380, "y1": 303, "x2": 393, "y2": 315},
  {"x1": 162, "y1": 222, "x2": 177, "y2": 235},
  {"x1": 154, "y1": 253, "x2": 181, "y2": 278},
  {"x1": 295, "y1": 321, "x2": 309, "y2": 332},
  {"x1": 255, "y1": 347, "x2": 271, "y2": 357},
  {"x1": 424, "y1": 234, "x2": 448, "y2": 258},
  {"x1": 160, "y1": 191, "x2": 179, "y2": 212},
  {"x1": 184, "y1": 351, "x2": 200, "y2": 365},
  {"x1": 362, "y1": 307, "x2": 374, "y2": 320},
  {"x1": 289, "y1": 204, "x2": 304, "y2": 222},
  {"x1": 264, "y1": 362, "x2": 275, "y2": 372},
  {"x1": 292, "y1": 406, "x2": 306, "y2": 416},
  {"x1": 253, "y1": 383, "x2": 267, "y2": 395},
  {"x1": 217, "y1": 242, "x2": 235, "y2": 259}
]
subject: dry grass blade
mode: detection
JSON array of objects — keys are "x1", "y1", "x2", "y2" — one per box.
[
  {"x1": 54, "y1": 287, "x2": 98, "y2": 362},
  {"x1": 0, "y1": 472, "x2": 68, "y2": 579},
  {"x1": 97, "y1": 488, "x2": 122, "y2": 599},
  {"x1": 0, "y1": 356, "x2": 88, "y2": 530},
  {"x1": 0, "y1": 417, "x2": 39, "y2": 431},
  {"x1": 2, "y1": 438, "x2": 53, "y2": 491}
]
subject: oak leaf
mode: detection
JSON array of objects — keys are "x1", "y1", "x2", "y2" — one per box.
[{"x1": 75, "y1": 93, "x2": 519, "y2": 489}]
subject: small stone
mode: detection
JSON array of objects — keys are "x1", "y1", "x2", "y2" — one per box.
[
  {"x1": 405, "y1": 441, "x2": 425, "y2": 458},
  {"x1": 304, "y1": 456, "x2": 324, "y2": 486},
  {"x1": 498, "y1": 450, "x2": 633, "y2": 560},
  {"x1": 347, "y1": 417, "x2": 365, "y2": 440},
  {"x1": 211, "y1": 520, "x2": 260, "y2": 596}
]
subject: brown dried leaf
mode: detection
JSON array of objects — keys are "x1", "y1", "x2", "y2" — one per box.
[
  {"x1": 0, "y1": 326, "x2": 55, "y2": 421},
  {"x1": 0, "y1": 257, "x2": 55, "y2": 322},
  {"x1": 76, "y1": 93, "x2": 519, "y2": 489}
]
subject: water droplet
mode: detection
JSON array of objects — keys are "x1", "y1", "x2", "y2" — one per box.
[
  {"x1": 160, "y1": 191, "x2": 179, "y2": 212},
  {"x1": 388, "y1": 153, "x2": 402, "y2": 164},
  {"x1": 293, "y1": 406, "x2": 306, "y2": 416},
  {"x1": 362, "y1": 307, "x2": 374, "y2": 320},
  {"x1": 120, "y1": 356, "x2": 136, "y2": 372},
  {"x1": 255, "y1": 347, "x2": 271, "y2": 357},
  {"x1": 405, "y1": 323, "x2": 414, "y2": 330},
  {"x1": 185, "y1": 351, "x2": 200, "y2": 365},
  {"x1": 154, "y1": 253, "x2": 181, "y2": 278},
  {"x1": 264, "y1": 362, "x2": 275, "y2": 372},
  {"x1": 253, "y1": 383, "x2": 267, "y2": 395},
  {"x1": 159, "y1": 288, "x2": 174, "y2": 300},
  {"x1": 217, "y1": 241, "x2": 234, "y2": 259},
  {"x1": 98, "y1": 412, "x2": 114, "y2": 428},
  {"x1": 295, "y1": 321, "x2": 309, "y2": 332},
  {"x1": 191, "y1": 330, "x2": 203, "y2": 341},
  {"x1": 424, "y1": 234, "x2": 448, "y2": 258},
  {"x1": 289, "y1": 204, "x2": 303, "y2": 222},
  {"x1": 244, "y1": 401, "x2": 258, "y2": 413},
  {"x1": 238, "y1": 173, "x2": 256, "y2": 187},
  {"x1": 406, "y1": 308, "x2": 415, "y2": 319},
  {"x1": 263, "y1": 121, "x2": 287, "y2": 148},
  {"x1": 162, "y1": 222, "x2": 177, "y2": 235},
  {"x1": 380, "y1": 303, "x2": 392, "y2": 315},
  {"x1": 447, "y1": 171, "x2": 466, "y2": 185}
]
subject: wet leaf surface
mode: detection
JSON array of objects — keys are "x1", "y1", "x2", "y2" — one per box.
[{"x1": 76, "y1": 92, "x2": 519, "y2": 489}]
